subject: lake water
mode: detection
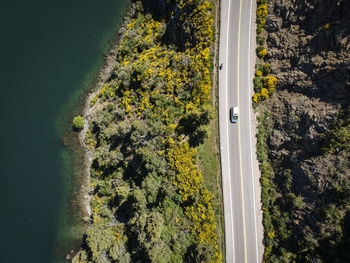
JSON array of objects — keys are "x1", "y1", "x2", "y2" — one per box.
[{"x1": 0, "y1": 0, "x2": 129, "y2": 262}]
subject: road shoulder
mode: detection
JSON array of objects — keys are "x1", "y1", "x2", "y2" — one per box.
[{"x1": 249, "y1": 0, "x2": 264, "y2": 261}]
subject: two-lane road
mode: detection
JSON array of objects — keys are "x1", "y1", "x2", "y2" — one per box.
[{"x1": 219, "y1": 0, "x2": 260, "y2": 262}]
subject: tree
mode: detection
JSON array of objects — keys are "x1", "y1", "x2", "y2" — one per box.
[
  {"x1": 73, "y1": 115, "x2": 84, "y2": 130},
  {"x1": 94, "y1": 146, "x2": 123, "y2": 169},
  {"x1": 179, "y1": 105, "x2": 213, "y2": 146},
  {"x1": 109, "y1": 241, "x2": 131, "y2": 263},
  {"x1": 189, "y1": 125, "x2": 211, "y2": 146},
  {"x1": 86, "y1": 223, "x2": 116, "y2": 261}
]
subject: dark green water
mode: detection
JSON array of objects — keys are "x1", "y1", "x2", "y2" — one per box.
[{"x1": 0, "y1": 0, "x2": 129, "y2": 262}]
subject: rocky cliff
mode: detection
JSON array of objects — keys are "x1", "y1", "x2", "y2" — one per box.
[{"x1": 260, "y1": 0, "x2": 350, "y2": 261}]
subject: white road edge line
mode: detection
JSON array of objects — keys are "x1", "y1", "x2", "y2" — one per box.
[
  {"x1": 247, "y1": 0, "x2": 260, "y2": 261},
  {"x1": 225, "y1": 0, "x2": 235, "y2": 262}
]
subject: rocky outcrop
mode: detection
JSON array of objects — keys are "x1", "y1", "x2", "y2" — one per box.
[{"x1": 260, "y1": 0, "x2": 350, "y2": 262}]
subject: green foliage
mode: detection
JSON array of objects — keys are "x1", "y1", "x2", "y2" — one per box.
[
  {"x1": 257, "y1": 0, "x2": 268, "y2": 5},
  {"x1": 179, "y1": 105, "x2": 214, "y2": 146},
  {"x1": 73, "y1": 115, "x2": 84, "y2": 130},
  {"x1": 253, "y1": 76, "x2": 263, "y2": 92},
  {"x1": 322, "y1": 107, "x2": 350, "y2": 154},
  {"x1": 252, "y1": 0, "x2": 278, "y2": 104},
  {"x1": 256, "y1": 25, "x2": 263, "y2": 35},
  {"x1": 94, "y1": 146, "x2": 123, "y2": 169},
  {"x1": 256, "y1": 110, "x2": 278, "y2": 259},
  {"x1": 263, "y1": 63, "x2": 271, "y2": 75},
  {"x1": 86, "y1": 222, "x2": 125, "y2": 262},
  {"x1": 256, "y1": 45, "x2": 265, "y2": 54},
  {"x1": 256, "y1": 45, "x2": 267, "y2": 59},
  {"x1": 282, "y1": 169, "x2": 292, "y2": 192},
  {"x1": 256, "y1": 35, "x2": 265, "y2": 45},
  {"x1": 74, "y1": 1, "x2": 223, "y2": 262}
]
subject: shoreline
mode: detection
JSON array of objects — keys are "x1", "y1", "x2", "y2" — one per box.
[
  {"x1": 78, "y1": 2, "x2": 135, "y2": 220},
  {"x1": 64, "y1": 4, "x2": 134, "y2": 261}
]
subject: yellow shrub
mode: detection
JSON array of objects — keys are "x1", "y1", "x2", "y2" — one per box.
[
  {"x1": 252, "y1": 93, "x2": 260, "y2": 103},
  {"x1": 324, "y1": 23, "x2": 332, "y2": 30},
  {"x1": 258, "y1": 49, "x2": 267, "y2": 58},
  {"x1": 261, "y1": 88, "x2": 269, "y2": 100},
  {"x1": 267, "y1": 232, "x2": 275, "y2": 239},
  {"x1": 90, "y1": 96, "x2": 98, "y2": 107},
  {"x1": 255, "y1": 70, "x2": 262, "y2": 77},
  {"x1": 263, "y1": 76, "x2": 278, "y2": 89},
  {"x1": 257, "y1": 4, "x2": 268, "y2": 18}
]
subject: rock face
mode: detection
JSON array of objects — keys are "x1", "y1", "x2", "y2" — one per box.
[
  {"x1": 261, "y1": 0, "x2": 350, "y2": 261},
  {"x1": 267, "y1": 0, "x2": 350, "y2": 104}
]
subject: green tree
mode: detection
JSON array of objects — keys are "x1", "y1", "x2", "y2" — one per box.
[
  {"x1": 94, "y1": 146, "x2": 123, "y2": 169},
  {"x1": 109, "y1": 241, "x2": 131, "y2": 263},
  {"x1": 73, "y1": 115, "x2": 84, "y2": 130},
  {"x1": 86, "y1": 223, "x2": 116, "y2": 261}
]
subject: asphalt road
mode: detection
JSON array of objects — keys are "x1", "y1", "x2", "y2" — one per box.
[{"x1": 218, "y1": 0, "x2": 259, "y2": 262}]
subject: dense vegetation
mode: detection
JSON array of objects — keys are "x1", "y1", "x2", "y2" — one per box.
[
  {"x1": 252, "y1": 0, "x2": 278, "y2": 104},
  {"x1": 72, "y1": 1, "x2": 222, "y2": 262},
  {"x1": 254, "y1": 0, "x2": 350, "y2": 262}
]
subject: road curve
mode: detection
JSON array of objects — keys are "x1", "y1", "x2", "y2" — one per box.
[{"x1": 218, "y1": 0, "x2": 259, "y2": 262}]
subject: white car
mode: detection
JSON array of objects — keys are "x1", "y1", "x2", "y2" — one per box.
[{"x1": 230, "y1": 106, "x2": 238, "y2": 123}]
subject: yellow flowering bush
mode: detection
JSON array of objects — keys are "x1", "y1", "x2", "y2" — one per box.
[
  {"x1": 324, "y1": 23, "x2": 332, "y2": 30},
  {"x1": 261, "y1": 88, "x2": 269, "y2": 100},
  {"x1": 257, "y1": 4, "x2": 268, "y2": 19},
  {"x1": 258, "y1": 48, "x2": 267, "y2": 58},
  {"x1": 253, "y1": 93, "x2": 260, "y2": 103},
  {"x1": 264, "y1": 76, "x2": 278, "y2": 89}
]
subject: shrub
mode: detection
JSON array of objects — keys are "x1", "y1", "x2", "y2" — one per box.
[
  {"x1": 73, "y1": 115, "x2": 84, "y2": 130},
  {"x1": 258, "y1": 48, "x2": 267, "y2": 58},
  {"x1": 324, "y1": 23, "x2": 332, "y2": 30},
  {"x1": 263, "y1": 63, "x2": 271, "y2": 75},
  {"x1": 257, "y1": 25, "x2": 263, "y2": 34},
  {"x1": 257, "y1": 4, "x2": 268, "y2": 19},
  {"x1": 252, "y1": 93, "x2": 260, "y2": 103},
  {"x1": 253, "y1": 76, "x2": 263, "y2": 92},
  {"x1": 268, "y1": 87, "x2": 275, "y2": 95},
  {"x1": 257, "y1": 36, "x2": 265, "y2": 45},
  {"x1": 90, "y1": 96, "x2": 98, "y2": 107},
  {"x1": 261, "y1": 88, "x2": 269, "y2": 100},
  {"x1": 322, "y1": 109, "x2": 350, "y2": 153},
  {"x1": 256, "y1": 45, "x2": 265, "y2": 55},
  {"x1": 257, "y1": 17, "x2": 266, "y2": 26},
  {"x1": 255, "y1": 70, "x2": 263, "y2": 77},
  {"x1": 256, "y1": 63, "x2": 263, "y2": 72},
  {"x1": 264, "y1": 76, "x2": 278, "y2": 89}
]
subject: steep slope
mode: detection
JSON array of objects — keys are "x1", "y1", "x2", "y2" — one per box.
[{"x1": 258, "y1": 0, "x2": 350, "y2": 261}]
